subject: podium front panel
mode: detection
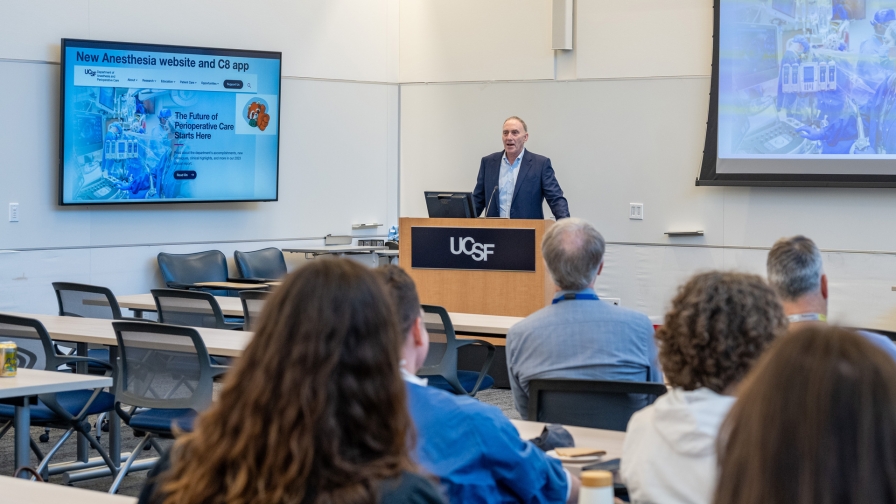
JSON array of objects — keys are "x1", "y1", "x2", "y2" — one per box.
[
  {"x1": 399, "y1": 218, "x2": 554, "y2": 317},
  {"x1": 411, "y1": 227, "x2": 536, "y2": 271}
]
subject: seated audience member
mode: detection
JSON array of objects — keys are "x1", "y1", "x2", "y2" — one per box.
[
  {"x1": 620, "y1": 272, "x2": 787, "y2": 504},
  {"x1": 506, "y1": 217, "x2": 661, "y2": 418},
  {"x1": 138, "y1": 260, "x2": 444, "y2": 504},
  {"x1": 714, "y1": 326, "x2": 896, "y2": 504},
  {"x1": 767, "y1": 235, "x2": 896, "y2": 359},
  {"x1": 375, "y1": 265, "x2": 578, "y2": 504}
]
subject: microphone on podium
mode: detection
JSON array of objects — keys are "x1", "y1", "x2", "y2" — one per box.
[{"x1": 482, "y1": 186, "x2": 498, "y2": 218}]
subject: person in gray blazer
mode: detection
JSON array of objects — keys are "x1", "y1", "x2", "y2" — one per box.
[{"x1": 506, "y1": 218, "x2": 662, "y2": 419}]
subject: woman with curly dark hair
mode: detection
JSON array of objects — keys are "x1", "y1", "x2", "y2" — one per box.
[
  {"x1": 138, "y1": 259, "x2": 444, "y2": 504},
  {"x1": 620, "y1": 271, "x2": 786, "y2": 504},
  {"x1": 715, "y1": 326, "x2": 896, "y2": 504}
]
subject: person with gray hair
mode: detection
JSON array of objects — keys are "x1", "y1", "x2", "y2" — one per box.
[
  {"x1": 767, "y1": 235, "x2": 896, "y2": 360},
  {"x1": 506, "y1": 218, "x2": 662, "y2": 419}
]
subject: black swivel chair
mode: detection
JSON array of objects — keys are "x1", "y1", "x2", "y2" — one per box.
[
  {"x1": 157, "y1": 250, "x2": 261, "y2": 297},
  {"x1": 108, "y1": 321, "x2": 227, "y2": 493},
  {"x1": 151, "y1": 289, "x2": 243, "y2": 330},
  {"x1": 528, "y1": 378, "x2": 668, "y2": 431},
  {"x1": 850, "y1": 327, "x2": 896, "y2": 342},
  {"x1": 234, "y1": 248, "x2": 287, "y2": 282},
  {"x1": 417, "y1": 305, "x2": 496, "y2": 396},
  {"x1": 52, "y1": 282, "x2": 146, "y2": 441},
  {"x1": 239, "y1": 290, "x2": 270, "y2": 331},
  {"x1": 0, "y1": 314, "x2": 118, "y2": 480},
  {"x1": 52, "y1": 282, "x2": 143, "y2": 375}
]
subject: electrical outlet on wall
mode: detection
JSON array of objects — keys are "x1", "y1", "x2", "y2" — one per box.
[
  {"x1": 629, "y1": 203, "x2": 643, "y2": 220},
  {"x1": 8, "y1": 203, "x2": 19, "y2": 222}
]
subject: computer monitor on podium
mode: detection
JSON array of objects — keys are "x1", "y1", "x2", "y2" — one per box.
[{"x1": 424, "y1": 191, "x2": 476, "y2": 218}]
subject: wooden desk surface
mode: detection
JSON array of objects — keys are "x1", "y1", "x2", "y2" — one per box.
[
  {"x1": 0, "y1": 475, "x2": 137, "y2": 503},
  {"x1": 115, "y1": 294, "x2": 522, "y2": 335},
  {"x1": 511, "y1": 419, "x2": 626, "y2": 474},
  {"x1": 1, "y1": 312, "x2": 251, "y2": 358},
  {"x1": 283, "y1": 245, "x2": 387, "y2": 254},
  {"x1": 0, "y1": 368, "x2": 112, "y2": 399},
  {"x1": 194, "y1": 281, "x2": 267, "y2": 290}
]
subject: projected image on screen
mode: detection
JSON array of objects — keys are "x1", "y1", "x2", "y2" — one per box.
[
  {"x1": 60, "y1": 40, "x2": 281, "y2": 204},
  {"x1": 713, "y1": 0, "x2": 896, "y2": 160}
]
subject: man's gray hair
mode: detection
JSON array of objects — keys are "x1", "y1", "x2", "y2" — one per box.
[
  {"x1": 542, "y1": 218, "x2": 605, "y2": 291},
  {"x1": 766, "y1": 235, "x2": 824, "y2": 300}
]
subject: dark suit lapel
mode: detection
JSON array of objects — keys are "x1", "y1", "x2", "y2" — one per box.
[{"x1": 510, "y1": 151, "x2": 533, "y2": 210}]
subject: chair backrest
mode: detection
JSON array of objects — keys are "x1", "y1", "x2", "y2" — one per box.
[
  {"x1": 528, "y1": 379, "x2": 668, "y2": 431},
  {"x1": 0, "y1": 314, "x2": 62, "y2": 371},
  {"x1": 52, "y1": 282, "x2": 124, "y2": 320},
  {"x1": 239, "y1": 290, "x2": 270, "y2": 331},
  {"x1": 157, "y1": 250, "x2": 228, "y2": 287},
  {"x1": 151, "y1": 289, "x2": 227, "y2": 329},
  {"x1": 111, "y1": 321, "x2": 215, "y2": 411},
  {"x1": 418, "y1": 305, "x2": 459, "y2": 374},
  {"x1": 233, "y1": 248, "x2": 287, "y2": 280}
]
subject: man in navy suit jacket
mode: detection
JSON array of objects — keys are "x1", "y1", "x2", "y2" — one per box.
[{"x1": 472, "y1": 117, "x2": 570, "y2": 219}]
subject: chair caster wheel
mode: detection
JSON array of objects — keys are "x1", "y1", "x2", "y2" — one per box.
[
  {"x1": 101, "y1": 418, "x2": 109, "y2": 432},
  {"x1": 39, "y1": 433, "x2": 49, "y2": 443},
  {"x1": 143, "y1": 443, "x2": 152, "y2": 451}
]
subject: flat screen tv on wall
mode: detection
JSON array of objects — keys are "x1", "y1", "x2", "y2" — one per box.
[{"x1": 59, "y1": 38, "x2": 282, "y2": 204}]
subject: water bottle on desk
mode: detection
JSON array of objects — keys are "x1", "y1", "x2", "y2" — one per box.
[{"x1": 578, "y1": 470, "x2": 613, "y2": 504}]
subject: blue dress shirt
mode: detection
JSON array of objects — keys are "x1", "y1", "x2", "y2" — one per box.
[
  {"x1": 507, "y1": 288, "x2": 663, "y2": 419},
  {"x1": 404, "y1": 381, "x2": 568, "y2": 503},
  {"x1": 498, "y1": 148, "x2": 525, "y2": 218}
]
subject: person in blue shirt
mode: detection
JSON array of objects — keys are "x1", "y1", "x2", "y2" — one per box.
[
  {"x1": 374, "y1": 265, "x2": 579, "y2": 504},
  {"x1": 766, "y1": 235, "x2": 896, "y2": 360}
]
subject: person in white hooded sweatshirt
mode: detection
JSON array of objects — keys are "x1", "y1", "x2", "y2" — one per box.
[{"x1": 620, "y1": 271, "x2": 787, "y2": 504}]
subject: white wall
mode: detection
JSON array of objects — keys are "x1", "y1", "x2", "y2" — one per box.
[
  {"x1": 399, "y1": 0, "x2": 554, "y2": 83},
  {"x1": 0, "y1": 0, "x2": 399, "y2": 314},
  {"x1": 398, "y1": 0, "x2": 896, "y2": 330}
]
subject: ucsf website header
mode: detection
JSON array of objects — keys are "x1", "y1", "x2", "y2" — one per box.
[{"x1": 74, "y1": 66, "x2": 257, "y2": 94}]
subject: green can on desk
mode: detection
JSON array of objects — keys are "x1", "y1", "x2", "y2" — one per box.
[{"x1": 0, "y1": 342, "x2": 17, "y2": 377}]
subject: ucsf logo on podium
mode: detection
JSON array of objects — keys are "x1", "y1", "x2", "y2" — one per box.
[
  {"x1": 450, "y1": 237, "x2": 495, "y2": 262},
  {"x1": 411, "y1": 226, "x2": 535, "y2": 272}
]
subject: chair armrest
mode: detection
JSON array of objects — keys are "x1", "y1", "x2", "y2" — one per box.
[
  {"x1": 56, "y1": 355, "x2": 114, "y2": 372},
  {"x1": 454, "y1": 339, "x2": 497, "y2": 351},
  {"x1": 210, "y1": 365, "x2": 230, "y2": 378},
  {"x1": 226, "y1": 277, "x2": 267, "y2": 284},
  {"x1": 166, "y1": 282, "x2": 201, "y2": 290}
]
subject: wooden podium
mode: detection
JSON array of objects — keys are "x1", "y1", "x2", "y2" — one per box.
[{"x1": 399, "y1": 217, "x2": 554, "y2": 317}]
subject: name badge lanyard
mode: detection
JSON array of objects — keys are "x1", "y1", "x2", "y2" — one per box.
[
  {"x1": 787, "y1": 313, "x2": 827, "y2": 323},
  {"x1": 552, "y1": 292, "x2": 600, "y2": 304}
]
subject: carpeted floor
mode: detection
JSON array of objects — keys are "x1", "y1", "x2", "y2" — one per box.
[{"x1": 1, "y1": 387, "x2": 518, "y2": 497}]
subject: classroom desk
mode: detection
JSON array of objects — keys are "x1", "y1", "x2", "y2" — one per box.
[
  {"x1": 0, "y1": 475, "x2": 137, "y2": 502},
  {"x1": 113, "y1": 294, "x2": 521, "y2": 339},
  {"x1": 1, "y1": 312, "x2": 251, "y2": 358},
  {"x1": 0, "y1": 369, "x2": 112, "y2": 477},
  {"x1": 511, "y1": 419, "x2": 625, "y2": 475},
  {"x1": 283, "y1": 245, "x2": 387, "y2": 258},
  {"x1": 193, "y1": 281, "x2": 268, "y2": 290}
]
